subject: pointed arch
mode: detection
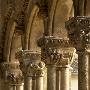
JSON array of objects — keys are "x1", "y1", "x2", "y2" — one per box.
[
  {"x1": 3, "y1": 20, "x2": 16, "y2": 62},
  {"x1": 24, "y1": 5, "x2": 39, "y2": 50}
]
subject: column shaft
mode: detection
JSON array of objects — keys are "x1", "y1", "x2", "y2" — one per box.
[
  {"x1": 9, "y1": 85, "x2": 16, "y2": 90},
  {"x1": 78, "y1": 51, "x2": 89, "y2": 90},
  {"x1": 56, "y1": 69, "x2": 61, "y2": 90},
  {"x1": 24, "y1": 77, "x2": 32, "y2": 90},
  {"x1": 60, "y1": 66, "x2": 70, "y2": 90},
  {"x1": 32, "y1": 78, "x2": 36, "y2": 90},
  {"x1": 16, "y1": 84, "x2": 23, "y2": 90},
  {"x1": 36, "y1": 77, "x2": 43, "y2": 90},
  {"x1": 13, "y1": 85, "x2": 16, "y2": 90},
  {"x1": 9, "y1": 86, "x2": 13, "y2": 90},
  {"x1": 89, "y1": 53, "x2": 90, "y2": 90},
  {"x1": 47, "y1": 65, "x2": 56, "y2": 90}
]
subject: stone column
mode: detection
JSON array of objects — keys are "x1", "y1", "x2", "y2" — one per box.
[
  {"x1": 58, "y1": 49, "x2": 74, "y2": 90},
  {"x1": 24, "y1": 77, "x2": 32, "y2": 90},
  {"x1": 60, "y1": 65, "x2": 70, "y2": 90},
  {"x1": 32, "y1": 77, "x2": 36, "y2": 90},
  {"x1": 38, "y1": 36, "x2": 72, "y2": 90},
  {"x1": 36, "y1": 69, "x2": 44, "y2": 90},
  {"x1": 66, "y1": 16, "x2": 90, "y2": 90},
  {"x1": 56, "y1": 66, "x2": 61, "y2": 90},
  {"x1": 16, "y1": 50, "x2": 45, "y2": 90},
  {"x1": 1, "y1": 61, "x2": 23, "y2": 90},
  {"x1": 77, "y1": 50, "x2": 89, "y2": 90},
  {"x1": 16, "y1": 84, "x2": 24, "y2": 90}
]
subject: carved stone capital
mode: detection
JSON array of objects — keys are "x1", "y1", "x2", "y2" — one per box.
[
  {"x1": 16, "y1": 50, "x2": 45, "y2": 77},
  {"x1": 1, "y1": 62, "x2": 23, "y2": 84},
  {"x1": 57, "y1": 48, "x2": 75, "y2": 67},
  {"x1": 65, "y1": 16, "x2": 90, "y2": 50},
  {"x1": 16, "y1": 50, "x2": 41, "y2": 62},
  {"x1": 60, "y1": 52, "x2": 73, "y2": 66},
  {"x1": 42, "y1": 47, "x2": 62, "y2": 65},
  {"x1": 38, "y1": 36, "x2": 72, "y2": 65},
  {"x1": 29, "y1": 61, "x2": 45, "y2": 77}
]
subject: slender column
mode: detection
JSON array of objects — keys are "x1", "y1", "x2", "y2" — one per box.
[
  {"x1": 32, "y1": 77, "x2": 36, "y2": 90},
  {"x1": 36, "y1": 64, "x2": 45, "y2": 90},
  {"x1": 77, "y1": 50, "x2": 89, "y2": 90},
  {"x1": 66, "y1": 16, "x2": 90, "y2": 90},
  {"x1": 9, "y1": 85, "x2": 16, "y2": 90},
  {"x1": 24, "y1": 77, "x2": 32, "y2": 90},
  {"x1": 89, "y1": 52, "x2": 90, "y2": 90},
  {"x1": 60, "y1": 49, "x2": 74, "y2": 90},
  {"x1": 13, "y1": 85, "x2": 16, "y2": 90},
  {"x1": 16, "y1": 50, "x2": 45, "y2": 90},
  {"x1": 1, "y1": 62, "x2": 23, "y2": 90},
  {"x1": 56, "y1": 65, "x2": 73, "y2": 90},
  {"x1": 60, "y1": 65, "x2": 70, "y2": 90},
  {"x1": 69, "y1": 67, "x2": 73, "y2": 90},
  {"x1": 56, "y1": 67, "x2": 61, "y2": 90},
  {"x1": 47, "y1": 65, "x2": 56, "y2": 90},
  {"x1": 16, "y1": 84, "x2": 24, "y2": 90},
  {"x1": 36, "y1": 77, "x2": 43, "y2": 90}
]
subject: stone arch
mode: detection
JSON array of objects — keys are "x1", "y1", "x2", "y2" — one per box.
[
  {"x1": 1, "y1": 7, "x2": 15, "y2": 62},
  {"x1": 3, "y1": 17, "x2": 17, "y2": 62},
  {"x1": 23, "y1": 3, "x2": 44, "y2": 50}
]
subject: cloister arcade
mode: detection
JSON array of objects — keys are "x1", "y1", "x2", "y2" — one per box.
[{"x1": 0, "y1": 0, "x2": 90, "y2": 90}]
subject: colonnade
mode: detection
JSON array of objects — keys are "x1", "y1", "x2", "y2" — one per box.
[
  {"x1": 0, "y1": 37, "x2": 75, "y2": 90},
  {"x1": 0, "y1": 43, "x2": 75, "y2": 90},
  {"x1": 15, "y1": 36, "x2": 74, "y2": 90},
  {"x1": 0, "y1": 16, "x2": 89, "y2": 90}
]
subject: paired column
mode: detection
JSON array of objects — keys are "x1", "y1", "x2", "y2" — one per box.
[
  {"x1": 1, "y1": 61, "x2": 23, "y2": 90},
  {"x1": 66, "y1": 16, "x2": 90, "y2": 90},
  {"x1": 56, "y1": 49, "x2": 74, "y2": 90},
  {"x1": 56, "y1": 66, "x2": 73, "y2": 90},
  {"x1": 38, "y1": 36, "x2": 73, "y2": 90},
  {"x1": 16, "y1": 50, "x2": 45, "y2": 90}
]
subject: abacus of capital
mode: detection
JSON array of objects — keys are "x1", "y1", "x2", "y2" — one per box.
[
  {"x1": 38, "y1": 36, "x2": 74, "y2": 90},
  {"x1": 1, "y1": 61, "x2": 23, "y2": 90},
  {"x1": 66, "y1": 16, "x2": 90, "y2": 90},
  {"x1": 16, "y1": 50, "x2": 45, "y2": 90}
]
